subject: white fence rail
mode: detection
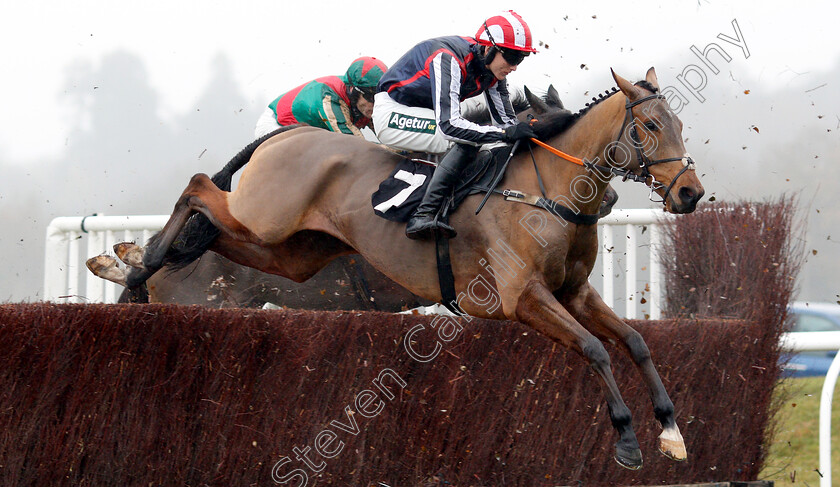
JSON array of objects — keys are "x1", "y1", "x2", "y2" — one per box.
[
  {"x1": 44, "y1": 215, "x2": 169, "y2": 304},
  {"x1": 44, "y1": 209, "x2": 670, "y2": 315}
]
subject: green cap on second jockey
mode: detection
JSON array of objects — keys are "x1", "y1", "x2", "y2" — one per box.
[{"x1": 345, "y1": 56, "x2": 388, "y2": 99}]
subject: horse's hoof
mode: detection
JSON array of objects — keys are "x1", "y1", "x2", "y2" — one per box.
[
  {"x1": 614, "y1": 444, "x2": 643, "y2": 470},
  {"x1": 114, "y1": 242, "x2": 144, "y2": 268},
  {"x1": 658, "y1": 425, "x2": 687, "y2": 461},
  {"x1": 85, "y1": 255, "x2": 127, "y2": 287}
]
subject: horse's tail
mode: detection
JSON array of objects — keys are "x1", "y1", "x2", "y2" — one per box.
[
  {"x1": 157, "y1": 125, "x2": 302, "y2": 272},
  {"x1": 212, "y1": 125, "x2": 299, "y2": 189}
]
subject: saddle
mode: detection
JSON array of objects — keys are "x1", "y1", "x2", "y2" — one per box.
[{"x1": 371, "y1": 146, "x2": 513, "y2": 223}]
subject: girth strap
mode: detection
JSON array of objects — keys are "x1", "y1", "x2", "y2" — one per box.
[
  {"x1": 434, "y1": 231, "x2": 463, "y2": 315},
  {"x1": 535, "y1": 197, "x2": 600, "y2": 226}
]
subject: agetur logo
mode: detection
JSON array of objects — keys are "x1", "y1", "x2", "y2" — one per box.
[{"x1": 387, "y1": 113, "x2": 436, "y2": 134}]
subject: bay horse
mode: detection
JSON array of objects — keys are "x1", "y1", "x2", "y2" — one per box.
[{"x1": 88, "y1": 68, "x2": 703, "y2": 469}]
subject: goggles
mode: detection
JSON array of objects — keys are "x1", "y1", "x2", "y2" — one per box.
[
  {"x1": 482, "y1": 21, "x2": 529, "y2": 66},
  {"x1": 498, "y1": 48, "x2": 527, "y2": 66}
]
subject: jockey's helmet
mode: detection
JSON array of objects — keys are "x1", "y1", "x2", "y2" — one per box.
[
  {"x1": 346, "y1": 56, "x2": 388, "y2": 100},
  {"x1": 475, "y1": 10, "x2": 537, "y2": 66}
]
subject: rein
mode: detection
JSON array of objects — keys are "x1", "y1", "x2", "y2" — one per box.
[{"x1": 529, "y1": 93, "x2": 696, "y2": 206}]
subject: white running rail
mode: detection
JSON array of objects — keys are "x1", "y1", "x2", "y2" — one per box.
[{"x1": 44, "y1": 215, "x2": 168, "y2": 304}]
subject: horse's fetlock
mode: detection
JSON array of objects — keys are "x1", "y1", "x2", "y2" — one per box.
[
  {"x1": 609, "y1": 403, "x2": 633, "y2": 429},
  {"x1": 654, "y1": 400, "x2": 675, "y2": 423}
]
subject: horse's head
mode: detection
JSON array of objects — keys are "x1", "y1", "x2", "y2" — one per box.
[{"x1": 610, "y1": 68, "x2": 705, "y2": 214}]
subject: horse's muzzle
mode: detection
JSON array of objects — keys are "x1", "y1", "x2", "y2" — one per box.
[{"x1": 671, "y1": 185, "x2": 705, "y2": 214}]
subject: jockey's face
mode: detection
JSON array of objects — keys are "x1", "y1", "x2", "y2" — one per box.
[
  {"x1": 355, "y1": 95, "x2": 374, "y2": 119},
  {"x1": 487, "y1": 48, "x2": 519, "y2": 80}
]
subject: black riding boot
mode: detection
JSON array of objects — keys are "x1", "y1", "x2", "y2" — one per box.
[{"x1": 405, "y1": 143, "x2": 478, "y2": 240}]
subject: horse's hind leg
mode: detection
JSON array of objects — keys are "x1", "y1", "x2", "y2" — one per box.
[
  {"x1": 115, "y1": 242, "x2": 144, "y2": 268},
  {"x1": 112, "y1": 241, "x2": 157, "y2": 296},
  {"x1": 131, "y1": 173, "x2": 246, "y2": 286},
  {"x1": 562, "y1": 284, "x2": 686, "y2": 462}
]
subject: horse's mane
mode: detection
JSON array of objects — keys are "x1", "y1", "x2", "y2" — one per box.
[{"x1": 528, "y1": 80, "x2": 659, "y2": 143}]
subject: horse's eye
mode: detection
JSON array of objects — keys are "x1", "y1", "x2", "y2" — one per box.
[{"x1": 643, "y1": 121, "x2": 659, "y2": 131}]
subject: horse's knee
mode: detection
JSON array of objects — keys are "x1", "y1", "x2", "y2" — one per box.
[{"x1": 625, "y1": 330, "x2": 651, "y2": 364}]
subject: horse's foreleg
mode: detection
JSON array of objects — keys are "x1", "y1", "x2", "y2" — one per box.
[
  {"x1": 562, "y1": 284, "x2": 686, "y2": 462},
  {"x1": 514, "y1": 280, "x2": 643, "y2": 470}
]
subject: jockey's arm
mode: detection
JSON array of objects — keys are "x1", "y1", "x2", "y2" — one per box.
[
  {"x1": 484, "y1": 80, "x2": 517, "y2": 128},
  {"x1": 429, "y1": 52, "x2": 506, "y2": 145},
  {"x1": 321, "y1": 93, "x2": 364, "y2": 137}
]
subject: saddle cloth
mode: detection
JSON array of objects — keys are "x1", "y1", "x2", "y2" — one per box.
[{"x1": 371, "y1": 146, "x2": 512, "y2": 222}]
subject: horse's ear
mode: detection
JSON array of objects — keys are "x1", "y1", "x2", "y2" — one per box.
[
  {"x1": 645, "y1": 67, "x2": 660, "y2": 90},
  {"x1": 524, "y1": 86, "x2": 549, "y2": 114},
  {"x1": 611, "y1": 68, "x2": 642, "y2": 101},
  {"x1": 546, "y1": 85, "x2": 564, "y2": 109}
]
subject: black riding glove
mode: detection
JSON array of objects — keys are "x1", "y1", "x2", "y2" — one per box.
[{"x1": 503, "y1": 122, "x2": 536, "y2": 143}]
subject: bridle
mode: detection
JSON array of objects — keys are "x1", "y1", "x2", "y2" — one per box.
[
  {"x1": 530, "y1": 93, "x2": 696, "y2": 207},
  {"x1": 606, "y1": 93, "x2": 696, "y2": 205}
]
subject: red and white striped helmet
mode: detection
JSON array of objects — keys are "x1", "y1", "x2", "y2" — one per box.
[{"x1": 475, "y1": 10, "x2": 537, "y2": 53}]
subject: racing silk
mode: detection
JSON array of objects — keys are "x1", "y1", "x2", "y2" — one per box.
[
  {"x1": 378, "y1": 36, "x2": 517, "y2": 145},
  {"x1": 268, "y1": 76, "x2": 367, "y2": 136}
]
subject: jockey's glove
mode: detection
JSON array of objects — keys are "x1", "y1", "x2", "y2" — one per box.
[{"x1": 503, "y1": 122, "x2": 537, "y2": 143}]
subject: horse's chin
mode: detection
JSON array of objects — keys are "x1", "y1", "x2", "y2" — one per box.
[
  {"x1": 665, "y1": 199, "x2": 699, "y2": 214},
  {"x1": 598, "y1": 186, "x2": 619, "y2": 218}
]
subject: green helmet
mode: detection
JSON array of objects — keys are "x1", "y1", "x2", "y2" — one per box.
[{"x1": 345, "y1": 56, "x2": 388, "y2": 89}]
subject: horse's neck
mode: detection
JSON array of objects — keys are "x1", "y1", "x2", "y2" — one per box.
[
  {"x1": 543, "y1": 94, "x2": 626, "y2": 215},
  {"x1": 559, "y1": 93, "x2": 626, "y2": 164}
]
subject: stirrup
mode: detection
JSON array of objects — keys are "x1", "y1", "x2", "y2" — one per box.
[{"x1": 406, "y1": 214, "x2": 456, "y2": 240}]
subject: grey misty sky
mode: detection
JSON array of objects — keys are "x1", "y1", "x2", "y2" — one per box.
[
  {"x1": 0, "y1": 0, "x2": 839, "y2": 303},
  {"x1": 1, "y1": 0, "x2": 837, "y2": 161}
]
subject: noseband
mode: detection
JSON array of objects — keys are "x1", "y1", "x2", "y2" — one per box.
[{"x1": 604, "y1": 94, "x2": 696, "y2": 205}]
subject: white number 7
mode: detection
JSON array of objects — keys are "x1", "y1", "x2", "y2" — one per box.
[{"x1": 374, "y1": 170, "x2": 427, "y2": 213}]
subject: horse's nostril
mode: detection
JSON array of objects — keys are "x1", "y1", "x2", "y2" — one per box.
[{"x1": 679, "y1": 186, "x2": 696, "y2": 204}]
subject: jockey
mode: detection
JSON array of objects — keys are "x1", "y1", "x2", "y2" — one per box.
[
  {"x1": 373, "y1": 11, "x2": 538, "y2": 240},
  {"x1": 255, "y1": 56, "x2": 388, "y2": 139}
]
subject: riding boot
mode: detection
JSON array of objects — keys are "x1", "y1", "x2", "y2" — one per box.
[{"x1": 406, "y1": 143, "x2": 478, "y2": 240}]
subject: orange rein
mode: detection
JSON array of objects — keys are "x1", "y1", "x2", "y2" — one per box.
[{"x1": 528, "y1": 138, "x2": 585, "y2": 166}]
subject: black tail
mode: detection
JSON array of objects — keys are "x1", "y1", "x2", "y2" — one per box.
[{"x1": 153, "y1": 125, "x2": 302, "y2": 272}]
